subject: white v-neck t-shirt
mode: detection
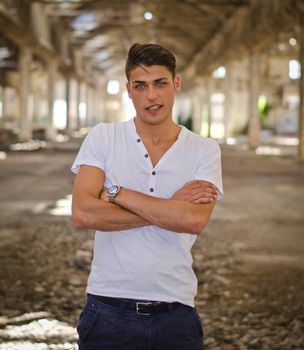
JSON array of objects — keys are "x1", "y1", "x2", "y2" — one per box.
[{"x1": 71, "y1": 118, "x2": 223, "y2": 307}]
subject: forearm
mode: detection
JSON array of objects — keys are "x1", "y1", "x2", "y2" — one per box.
[
  {"x1": 114, "y1": 188, "x2": 214, "y2": 235},
  {"x1": 72, "y1": 195, "x2": 150, "y2": 231},
  {"x1": 72, "y1": 165, "x2": 215, "y2": 233}
]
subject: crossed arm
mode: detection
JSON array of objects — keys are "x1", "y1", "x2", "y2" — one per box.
[{"x1": 72, "y1": 165, "x2": 218, "y2": 235}]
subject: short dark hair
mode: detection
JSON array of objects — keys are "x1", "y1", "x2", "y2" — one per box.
[{"x1": 125, "y1": 43, "x2": 176, "y2": 80}]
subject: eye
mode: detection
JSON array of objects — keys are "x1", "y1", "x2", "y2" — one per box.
[
  {"x1": 155, "y1": 81, "x2": 167, "y2": 87},
  {"x1": 134, "y1": 83, "x2": 146, "y2": 89}
]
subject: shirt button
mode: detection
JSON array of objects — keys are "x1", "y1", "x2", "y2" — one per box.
[
  {"x1": 136, "y1": 138, "x2": 141, "y2": 143},
  {"x1": 149, "y1": 188, "x2": 154, "y2": 192},
  {"x1": 144, "y1": 153, "x2": 149, "y2": 158},
  {"x1": 152, "y1": 171, "x2": 156, "y2": 175}
]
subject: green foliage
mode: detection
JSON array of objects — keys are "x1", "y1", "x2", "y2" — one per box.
[
  {"x1": 258, "y1": 95, "x2": 272, "y2": 121},
  {"x1": 177, "y1": 115, "x2": 193, "y2": 131}
]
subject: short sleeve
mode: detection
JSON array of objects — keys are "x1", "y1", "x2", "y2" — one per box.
[
  {"x1": 195, "y1": 139, "x2": 224, "y2": 200},
  {"x1": 71, "y1": 123, "x2": 108, "y2": 175}
]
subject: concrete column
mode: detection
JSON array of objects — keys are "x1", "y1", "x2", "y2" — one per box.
[
  {"x1": 65, "y1": 75, "x2": 71, "y2": 132},
  {"x1": 92, "y1": 88, "x2": 97, "y2": 125},
  {"x1": 32, "y1": 92, "x2": 38, "y2": 125},
  {"x1": 191, "y1": 88, "x2": 203, "y2": 134},
  {"x1": 86, "y1": 85, "x2": 95, "y2": 127},
  {"x1": 19, "y1": 47, "x2": 32, "y2": 141},
  {"x1": 299, "y1": 17, "x2": 304, "y2": 161},
  {"x1": 248, "y1": 53, "x2": 261, "y2": 149},
  {"x1": 224, "y1": 64, "x2": 232, "y2": 142},
  {"x1": 85, "y1": 85, "x2": 92, "y2": 126},
  {"x1": 1, "y1": 86, "x2": 7, "y2": 122},
  {"x1": 206, "y1": 79, "x2": 212, "y2": 138},
  {"x1": 95, "y1": 78, "x2": 107, "y2": 122},
  {"x1": 76, "y1": 80, "x2": 81, "y2": 129},
  {"x1": 46, "y1": 61, "x2": 56, "y2": 140}
]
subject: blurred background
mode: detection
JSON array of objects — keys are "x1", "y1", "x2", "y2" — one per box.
[{"x1": 0, "y1": 1, "x2": 303, "y2": 349}]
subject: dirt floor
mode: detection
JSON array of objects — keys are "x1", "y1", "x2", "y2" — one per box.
[{"x1": 0, "y1": 140, "x2": 303, "y2": 349}]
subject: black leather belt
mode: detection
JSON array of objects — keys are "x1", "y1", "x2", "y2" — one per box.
[{"x1": 90, "y1": 294, "x2": 181, "y2": 315}]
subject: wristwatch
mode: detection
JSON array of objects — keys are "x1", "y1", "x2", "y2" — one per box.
[{"x1": 107, "y1": 185, "x2": 121, "y2": 203}]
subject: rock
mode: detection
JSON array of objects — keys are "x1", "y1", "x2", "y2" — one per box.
[
  {"x1": 81, "y1": 240, "x2": 94, "y2": 251},
  {"x1": 68, "y1": 275, "x2": 84, "y2": 287},
  {"x1": 34, "y1": 286, "x2": 46, "y2": 293},
  {"x1": 212, "y1": 274, "x2": 230, "y2": 286},
  {"x1": 0, "y1": 317, "x2": 8, "y2": 327},
  {"x1": 74, "y1": 249, "x2": 92, "y2": 269}
]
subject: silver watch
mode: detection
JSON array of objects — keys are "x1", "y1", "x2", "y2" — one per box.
[{"x1": 107, "y1": 185, "x2": 121, "y2": 203}]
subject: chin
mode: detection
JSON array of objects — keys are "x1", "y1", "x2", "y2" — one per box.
[
  {"x1": 144, "y1": 118, "x2": 166, "y2": 126},
  {"x1": 139, "y1": 113, "x2": 170, "y2": 125}
]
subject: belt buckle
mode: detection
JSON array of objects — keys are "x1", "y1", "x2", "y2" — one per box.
[{"x1": 136, "y1": 302, "x2": 153, "y2": 315}]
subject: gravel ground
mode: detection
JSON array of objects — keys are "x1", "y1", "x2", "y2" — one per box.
[{"x1": 0, "y1": 142, "x2": 303, "y2": 349}]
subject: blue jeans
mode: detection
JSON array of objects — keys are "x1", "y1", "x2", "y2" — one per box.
[{"x1": 77, "y1": 294, "x2": 203, "y2": 350}]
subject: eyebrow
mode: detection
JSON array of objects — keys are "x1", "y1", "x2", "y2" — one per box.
[{"x1": 131, "y1": 77, "x2": 169, "y2": 85}]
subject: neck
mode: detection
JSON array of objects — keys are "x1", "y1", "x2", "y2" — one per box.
[{"x1": 134, "y1": 117, "x2": 180, "y2": 144}]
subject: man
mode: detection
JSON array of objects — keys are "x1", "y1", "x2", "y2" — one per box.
[{"x1": 71, "y1": 43, "x2": 223, "y2": 350}]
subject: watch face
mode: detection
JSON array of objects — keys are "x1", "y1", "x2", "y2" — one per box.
[{"x1": 108, "y1": 185, "x2": 119, "y2": 195}]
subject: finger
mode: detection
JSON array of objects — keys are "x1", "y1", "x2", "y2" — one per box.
[
  {"x1": 193, "y1": 186, "x2": 218, "y2": 196},
  {"x1": 190, "y1": 189, "x2": 217, "y2": 199},
  {"x1": 188, "y1": 181, "x2": 217, "y2": 192},
  {"x1": 193, "y1": 198, "x2": 214, "y2": 204},
  {"x1": 195, "y1": 180, "x2": 218, "y2": 190},
  {"x1": 185, "y1": 193, "x2": 215, "y2": 204}
]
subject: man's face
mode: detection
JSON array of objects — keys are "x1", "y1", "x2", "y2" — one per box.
[{"x1": 126, "y1": 65, "x2": 180, "y2": 126}]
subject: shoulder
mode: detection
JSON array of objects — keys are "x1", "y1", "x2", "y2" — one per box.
[
  {"x1": 182, "y1": 127, "x2": 220, "y2": 151},
  {"x1": 90, "y1": 122, "x2": 112, "y2": 134},
  {"x1": 88, "y1": 120, "x2": 128, "y2": 138}
]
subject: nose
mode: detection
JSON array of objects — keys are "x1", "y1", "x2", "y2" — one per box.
[{"x1": 147, "y1": 85, "x2": 158, "y2": 100}]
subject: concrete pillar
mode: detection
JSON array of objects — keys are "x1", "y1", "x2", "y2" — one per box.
[
  {"x1": 1, "y1": 87, "x2": 7, "y2": 122},
  {"x1": 92, "y1": 88, "x2": 97, "y2": 125},
  {"x1": 206, "y1": 79, "x2": 212, "y2": 138},
  {"x1": 19, "y1": 47, "x2": 32, "y2": 141},
  {"x1": 299, "y1": 18, "x2": 304, "y2": 161},
  {"x1": 47, "y1": 61, "x2": 56, "y2": 140},
  {"x1": 32, "y1": 92, "x2": 38, "y2": 125},
  {"x1": 191, "y1": 88, "x2": 203, "y2": 135},
  {"x1": 248, "y1": 53, "x2": 261, "y2": 149},
  {"x1": 76, "y1": 80, "x2": 81, "y2": 129},
  {"x1": 96, "y1": 87, "x2": 106, "y2": 122},
  {"x1": 224, "y1": 64, "x2": 232, "y2": 142},
  {"x1": 95, "y1": 79, "x2": 107, "y2": 122},
  {"x1": 69, "y1": 78, "x2": 78, "y2": 130},
  {"x1": 86, "y1": 85, "x2": 95, "y2": 127},
  {"x1": 65, "y1": 75, "x2": 71, "y2": 132},
  {"x1": 84, "y1": 84, "x2": 90, "y2": 127}
]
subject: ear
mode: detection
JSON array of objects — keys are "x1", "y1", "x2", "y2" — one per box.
[
  {"x1": 126, "y1": 81, "x2": 132, "y2": 98},
  {"x1": 174, "y1": 75, "x2": 181, "y2": 92}
]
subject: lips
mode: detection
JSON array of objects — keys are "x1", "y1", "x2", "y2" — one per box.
[{"x1": 145, "y1": 104, "x2": 163, "y2": 111}]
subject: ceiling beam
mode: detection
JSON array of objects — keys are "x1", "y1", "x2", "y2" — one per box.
[
  {"x1": 0, "y1": 7, "x2": 95, "y2": 85},
  {"x1": 181, "y1": 0, "x2": 302, "y2": 86}
]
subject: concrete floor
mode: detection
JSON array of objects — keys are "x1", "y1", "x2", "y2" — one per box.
[{"x1": 0, "y1": 139, "x2": 303, "y2": 349}]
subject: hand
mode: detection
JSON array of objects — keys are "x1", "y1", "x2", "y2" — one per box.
[
  {"x1": 99, "y1": 187, "x2": 108, "y2": 201},
  {"x1": 171, "y1": 180, "x2": 218, "y2": 204}
]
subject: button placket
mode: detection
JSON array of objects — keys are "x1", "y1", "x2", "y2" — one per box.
[
  {"x1": 134, "y1": 137, "x2": 156, "y2": 194},
  {"x1": 135, "y1": 137, "x2": 150, "y2": 162},
  {"x1": 148, "y1": 168, "x2": 157, "y2": 194}
]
